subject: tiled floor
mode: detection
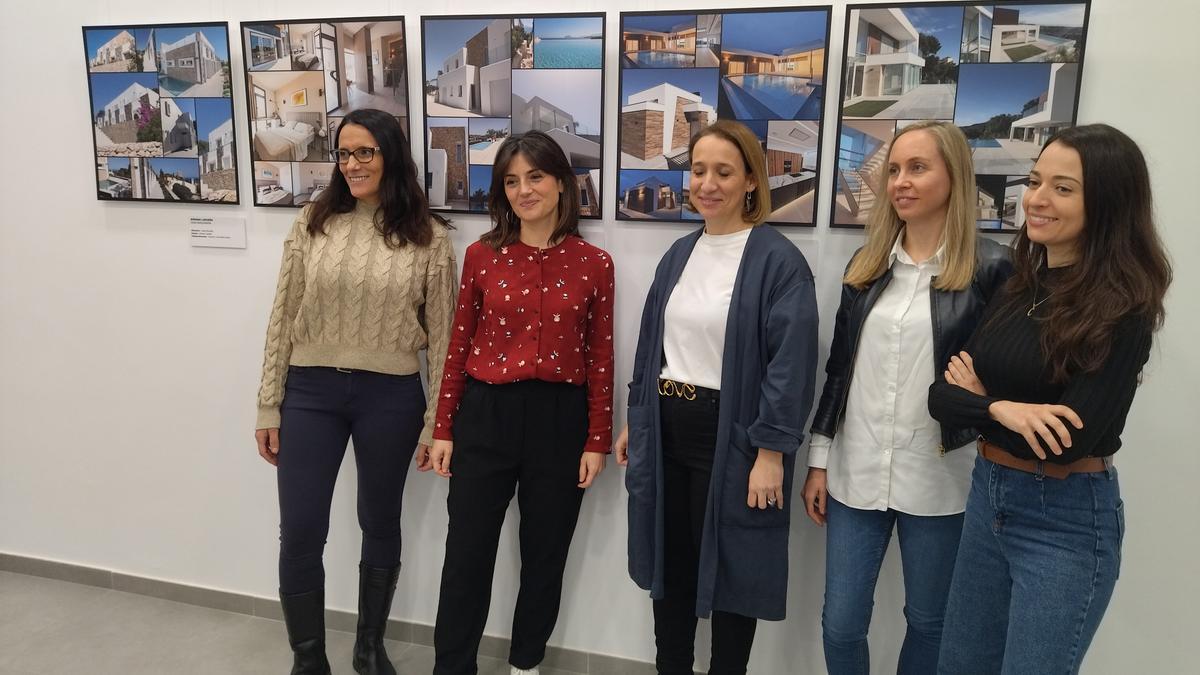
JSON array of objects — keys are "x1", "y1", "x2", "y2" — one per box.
[{"x1": 0, "y1": 571, "x2": 584, "y2": 675}]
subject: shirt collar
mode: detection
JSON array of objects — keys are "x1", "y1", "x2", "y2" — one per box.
[{"x1": 889, "y1": 228, "x2": 945, "y2": 268}]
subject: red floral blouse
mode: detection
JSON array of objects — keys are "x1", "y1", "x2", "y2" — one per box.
[{"x1": 433, "y1": 236, "x2": 615, "y2": 453}]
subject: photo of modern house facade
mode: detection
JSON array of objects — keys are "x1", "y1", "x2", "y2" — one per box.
[
  {"x1": 156, "y1": 27, "x2": 228, "y2": 97},
  {"x1": 829, "y1": 2, "x2": 1089, "y2": 229},
  {"x1": 841, "y1": 6, "x2": 961, "y2": 119},
  {"x1": 88, "y1": 30, "x2": 137, "y2": 72},
  {"x1": 990, "y1": 4, "x2": 1086, "y2": 63},
  {"x1": 84, "y1": 22, "x2": 239, "y2": 204},
  {"x1": 618, "y1": 170, "x2": 682, "y2": 219},
  {"x1": 427, "y1": 119, "x2": 469, "y2": 210},
  {"x1": 419, "y1": 13, "x2": 604, "y2": 216},
  {"x1": 620, "y1": 74, "x2": 716, "y2": 169},
  {"x1": 425, "y1": 18, "x2": 512, "y2": 117},
  {"x1": 617, "y1": 9, "x2": 829, "y2": 225}
]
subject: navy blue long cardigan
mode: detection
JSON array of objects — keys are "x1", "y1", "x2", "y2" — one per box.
[{"x1": 625, "y1": 225, "x2": 819, "y2": 621}]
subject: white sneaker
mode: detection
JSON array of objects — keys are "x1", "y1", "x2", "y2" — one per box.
[{"x1": 510, "y1": 667, "x2": 539, "y2": 675}]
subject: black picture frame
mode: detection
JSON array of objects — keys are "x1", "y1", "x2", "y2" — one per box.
[
  {"x1": 615, "y1": 6, "x2": 834, "y2": 227},
  {"x1": 421, "y1": 12, "x2": 606, "y2": 218},
  {"x1": 83, "y1": 21, "x2": 240, "y2": 205},
  {"x1": 239, "y1": 15, "x2": 411, "y2": 208},
  {"x1": 828, "y1": 0, "x2": 1091, "y2": 230}
]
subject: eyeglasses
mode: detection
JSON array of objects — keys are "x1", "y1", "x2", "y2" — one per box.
[{"x1": 331, "y1": 146, "x2": 380, "y2": 164}]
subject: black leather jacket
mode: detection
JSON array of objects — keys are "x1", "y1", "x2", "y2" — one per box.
[{"x1": 810, "y1": 238, "x2": 1013, "y2": 452}]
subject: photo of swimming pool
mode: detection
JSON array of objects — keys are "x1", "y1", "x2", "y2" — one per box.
[
  {"x1": 722, "y1": 74, "x2": 823, "y2": 120},
  {"x1": 624, "y1": 51, "x2": 695, "y2": 68},
  {"x1": 969, "y1": 138, "x2": 1003, "y2": 148},
  {"x1": 534, "y1": 38, "x2": 602, "y2": 69}
]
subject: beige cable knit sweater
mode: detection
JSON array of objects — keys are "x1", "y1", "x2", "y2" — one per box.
[{"x1": 255, "y1": 201, "x2": 457, "y2": 446}]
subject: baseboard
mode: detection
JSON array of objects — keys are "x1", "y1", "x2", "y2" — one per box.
[{"x1": 0, "y1": 552, "x2": 657, "y2": 674}]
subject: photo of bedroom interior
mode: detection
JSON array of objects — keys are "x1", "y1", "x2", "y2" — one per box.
[{"x1": 247, "y1": 71, "x2": 327, "y2": 163}]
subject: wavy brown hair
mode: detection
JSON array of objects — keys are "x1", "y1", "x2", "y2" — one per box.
[
  {"x1": 306, "y1": 108, "x2": 447, "y2": 247},
  {"x1": 482, "y1": 131, "x2": 580, "y2": 249},
  {"x1": 998, "y1": 123, "x2": 1172, "y2": 382}
]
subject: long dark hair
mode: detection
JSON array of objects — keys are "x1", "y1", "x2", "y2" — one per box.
[
  {"x1": 307, "y1": 108, "x2": 447, "y2": 247},
  {"x1": 998, "y1": 123, "x2": 1172, "y2": 382},
  {"x1": 481, "y1": 131, "x2": 580, "y2": 249}
]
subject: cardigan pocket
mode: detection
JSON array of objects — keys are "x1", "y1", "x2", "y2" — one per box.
[{"x1": 721, "y1": 421, "x2": 791, "y2": 529}]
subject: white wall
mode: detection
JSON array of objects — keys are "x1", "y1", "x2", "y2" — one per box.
[{"x1": 1, "y1": 1, "x2": 1197, "y2": 673}]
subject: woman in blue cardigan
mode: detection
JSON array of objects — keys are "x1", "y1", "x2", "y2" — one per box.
[{"x1": 615, "y1": 120, "x2": 819, "y2": 674}]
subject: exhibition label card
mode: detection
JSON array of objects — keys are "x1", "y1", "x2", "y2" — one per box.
[{"x1": 189, "y1": 216, "x2": 246, "y2": 249}]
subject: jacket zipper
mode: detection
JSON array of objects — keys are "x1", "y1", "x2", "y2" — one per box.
[{"x1": 930, "y1": 277, "x2": 945, "y2": 456}]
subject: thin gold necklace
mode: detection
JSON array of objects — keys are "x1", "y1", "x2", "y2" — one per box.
[{"x1": 1028, "y1": 290, "x2": 1053, "y2": 316}]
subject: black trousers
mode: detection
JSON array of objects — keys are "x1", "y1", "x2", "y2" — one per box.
[
  {"x1": 433, "y1": 378, "x2": 589, "y2": 674},
  {"x1": 276, "y1": 366, "x2": 425, "y2": 594},
  {"x1": 654, "y1": 391, "x2": 758, "y2": 675}
]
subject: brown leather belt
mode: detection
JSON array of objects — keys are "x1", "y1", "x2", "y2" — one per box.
[{"x1": 977, "y1": 438, "x2": 1111, "y2": 480}]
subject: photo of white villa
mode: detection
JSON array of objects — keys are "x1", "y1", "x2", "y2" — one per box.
[
  {"x1": 765, "y1": 120, "x2": 819, "y2": 223},
  {"x1": 89, "y1": 30, "x2": 137, "y2": 72},
  {"x1": 841, "y1": 7, "x2": 958, "y2": 119},
  {"x1": 160, "y1": 98, "x2": 197, "y2": 156},
  {"x1": 158, "y1": 30, "x2": 226, "y2": 97},
  {"x1": 961, "y1": 6, "x2": 993, "y2": 63},
  {"x1": 957, "y1": 62, "x2": 1078, "y2": 175},
  {"x1": 91, "y1": 73, "x2": 163, "y2": 157},
  {"x1": 197, "y1": 97, "x2": 237, "y2": 202},
  {"x1": 426, "y1": 18, "x2": 511, "y2": 117},
  {"x1": 247, "y1": 71, "x2": 328, "y2": 162},
  {"x1": 511, "y1": 68, "x2": 602, "y2": 168},
  {"x1": 990, "y1": 4, "x2": 1085, "y2": 63},
  {"x1": 620, "y1": 82, "x2": 715, "y2": 169}
]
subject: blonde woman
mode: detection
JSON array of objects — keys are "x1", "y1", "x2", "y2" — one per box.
[
  {"x1": 618, "y1": 120, "x2": 819, "y2": 674},
  {"x1": 801, "y1": 121, "x2": 1012, "y2": 674}
]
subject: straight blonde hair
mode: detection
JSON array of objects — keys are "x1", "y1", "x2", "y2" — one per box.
[
  {"x1": 685, "y1": 120, "x2": 773, "y2": 225},
  {"x1": 844, "y1": 120, "x2": 977, "y2": 290}
]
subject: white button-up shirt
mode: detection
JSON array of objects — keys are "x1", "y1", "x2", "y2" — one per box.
[{"x1": 808, "y1": 233, "x2": 974, "y2": 515}]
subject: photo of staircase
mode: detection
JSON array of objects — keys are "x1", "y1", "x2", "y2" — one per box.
[{"x1": 833, "y1": 119, "x2": 895, "y2": 226}]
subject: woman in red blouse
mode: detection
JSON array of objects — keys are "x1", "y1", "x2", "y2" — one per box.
[{"x1": 421, "y1": 131, "x2": 615, "y2": 675}]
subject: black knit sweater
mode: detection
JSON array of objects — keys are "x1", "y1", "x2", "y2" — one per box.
[{"x1": 928, "y1": 266, "x2": 1153, "y2": 464}]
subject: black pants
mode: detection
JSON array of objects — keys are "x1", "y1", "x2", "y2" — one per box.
[
  {"x1": 433, "y1": 378, "x2": 589, "y2": 674},
  {"x1": 276, "y1": 366, "x2": 424, "y2": 594},
  {"x1": 654, "y1": 392, "x2": 758, "y2": 675}
]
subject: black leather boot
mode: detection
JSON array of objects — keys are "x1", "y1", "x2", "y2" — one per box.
[
  {"x1": 279, "y1": 588, "x2": 332, "y2": 675},
  {"x1": 352, "y1": 563, "x2": 401, "y2": 675}
]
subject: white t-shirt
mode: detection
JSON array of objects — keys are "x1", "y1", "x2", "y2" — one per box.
[
  {"x1": 659, "y1": 227, "x2": 752, "y2": 390},
  {"x1": 808, "y1": 232, "x2": 975, "y2": 516}
]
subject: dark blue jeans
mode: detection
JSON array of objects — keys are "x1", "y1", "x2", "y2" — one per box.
[
  {"x1": 822, "y1": 498, "x2": 964, "y2": 675},
  {"x1": 937, "y1": 456, "x2": 1124, "y2": 674},
  {"x1": 276, "y1": 366, "x2": 425, "y2": 593}
]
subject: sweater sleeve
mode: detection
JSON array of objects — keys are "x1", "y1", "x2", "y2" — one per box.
[
  {"x1": 418, "y1": 230, "x2": 458, "y2": 446},
  {"x1": 255, "y1": 214, "x2": 309, "y2": 429},
  {"x1": 582, "y1": 253, "x2": 616, "y2": 453},
  {"x1": 432, "y1": 243, "x2": 483, "y2": 441},
  {"x1": 930, "y1": 316, "x2": 1153, "y2": 463}
]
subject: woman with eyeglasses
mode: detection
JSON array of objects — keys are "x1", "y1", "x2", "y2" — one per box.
[
  {"x1": 254, "y1": 108, "x2": 456, "y2": 675},
  {"x1": 617, "y1": 120, "x2": 819, "y2": 674},
  {"x1": 426, "y1": 131, "x2": 614, "y2": 675}
]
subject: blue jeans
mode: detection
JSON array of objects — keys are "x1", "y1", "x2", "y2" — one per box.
[
  {"x1": 937, "y1": 456, "x2": 1124, "y2": 674},
  {"x1": 822, "y1": 497, "x2": 965, "y2": 675}
]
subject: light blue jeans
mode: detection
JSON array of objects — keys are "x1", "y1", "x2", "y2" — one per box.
[
  {"x1": 937, "y1": 456, "x2": 1124, "y2": 674},
  {"x1": 822, "y1": 497, "x2": 965, "y2": 675}
]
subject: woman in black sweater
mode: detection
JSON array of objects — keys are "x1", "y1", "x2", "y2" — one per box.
[{"x1": 929, "y1": 124, "x2": 1171, "y2": 674}]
